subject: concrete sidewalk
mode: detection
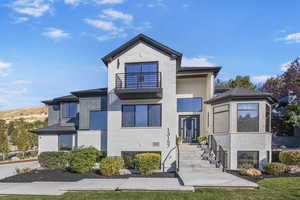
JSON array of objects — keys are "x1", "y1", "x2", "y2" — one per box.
[
  {"x1": 178, "y1": 168, "x2": 258, "y2": 188},
  {"x1": 0, "y1": 178, "x2": 194, "y2": 195},
  {"x1": 0, "y1": 161, "x2": 40, "y2": 180}
]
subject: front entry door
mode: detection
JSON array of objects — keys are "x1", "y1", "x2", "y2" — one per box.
[{"x1": 179, "y1": 115, "x2": 200, "y2": 143}]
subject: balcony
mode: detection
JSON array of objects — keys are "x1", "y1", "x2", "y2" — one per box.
[{"x1": 115, "y1": 72, "x2": 162, "y2": 99}]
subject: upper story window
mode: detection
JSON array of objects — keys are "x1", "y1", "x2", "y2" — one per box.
[
  {"x1": 122, "y1": 104, "x2": 161, "y2": 127},
  {"x1": 63, "y1": 102, "x2": 77, "y2": 118},
  {"x1": 177, "y1": 98, "x2": 203, "y2": 112},
  {"x1": 124, "y1": 62, "x2": 159, "y2": 88},
  {"x1": 90, "y1": 111, "x2": 107, "y2": 130},
  {"x1": 237, "y1": 103, "x2": 259, "y2": 132}
]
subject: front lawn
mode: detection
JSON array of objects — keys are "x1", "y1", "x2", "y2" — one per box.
[{"x1": 0, "y1": 177, "x2": 299, "y2": 200}]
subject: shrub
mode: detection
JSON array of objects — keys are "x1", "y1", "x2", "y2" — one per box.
[
  {"x1": 176, "y1": 136, "x2": 184, "y2": 144},
  {"x1": 239, "y1": 163, "x2": 255, "y2": 170},
  {"x1": 134, "y1": 153, "x2": 161, "y2": 175},
  {"x1": 263, "y1": 162, "x2": 287, "y2": 175},
  {"x1": 279, "y1": 151, "x2": 300, "y2": 167},
  {"x1": 240, "y1": 168, "x2": 262, "y2": 177},
  {"x1": 16, "y1": 167, "x2": 32, "y2": 175},
  {"x1": 38, "y1": 151, "x2": 69, "y2": 169},
  {"x1": 68, "y1": 147, "x2": 100, "y2": 173},
  {"x1": 196, "y1": 136, "x2": 207, "y2": 144},
  {"x1": 100, "y1": 157, "x2": 125, "y2": 176}
]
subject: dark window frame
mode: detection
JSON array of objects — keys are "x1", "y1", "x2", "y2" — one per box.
[
  {"x1": 89, "y1": 110, "x2": 107, "y2": 130},
  {"x1": 58, "y1": 134, "x2": 73, "y2": 151},
  {"x1": 177, "y1": 97, "x2": 203, "y2": 112},
  {"x1": 122, "y1": 104, "x2": 162, "y2": 127},
  {"x1": 62, "y1": 102, "x2": 78, "y2": 118},
  {"x1": 237, "y1": 151, "x2": 259, "y2": 169},
  {"x1": 237, "y1": 103, "x2": 259, "y2": 132}
]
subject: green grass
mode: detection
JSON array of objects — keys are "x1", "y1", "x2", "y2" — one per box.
[{"x1": 1, "y1": 178, "x2": 300, "y2": 200}]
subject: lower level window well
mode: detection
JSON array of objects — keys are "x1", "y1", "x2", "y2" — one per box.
[
  {"x1": 58, "y1": 134, "x2": 73, "y2": 151},
  {"x1": 237, "y1": 151, "x2": 259, "y2": 169}
]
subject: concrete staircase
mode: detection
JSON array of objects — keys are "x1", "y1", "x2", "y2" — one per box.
[{"x1": 178, "y1": 144, "x2": 219, "y2": 171}]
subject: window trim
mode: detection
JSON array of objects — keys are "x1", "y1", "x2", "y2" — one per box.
[
  {"x1": 237, "y1": 151, "x2": 259, "y2": 169},
  {"x1": 58, "y1": 134, "x2": 73, "y2": 151},
  {"x1": 122, "y1": 104, "x2": 162, "y2": 128},
  {"x1": 237, "y1": 103, "x2": 259, "y2": 132},
  {"x1": 177, "y1": 97, "x2": 203, "y2": 113},
  {"x1": 62, "y1": 102, "x2": 77, "y2": 118},
  {"x1": 125, "y1": 61, "x2": 159, "y2": 73}
]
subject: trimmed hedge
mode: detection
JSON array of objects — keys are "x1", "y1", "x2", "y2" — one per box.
[
  {"x1": 263, "y1": 162, "x2": 287, "y2": 175},
  {"x1": 38, "y1": 152, "x2": 69, "y2": 169},
  {"x1": 279, "y1": 151, "x2": 300, "y2": 167},
  {"x1": 100, "y1": 157, "x2": 125, "y2": 176},
  {"x1": 68, "y1": 147, "x2": 101, "y2": 173},
  {"x1": 134, "y1": 153, "x2": 161, "y2": 175}
]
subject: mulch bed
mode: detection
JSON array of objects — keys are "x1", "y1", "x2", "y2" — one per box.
[
  {"x1": 226, "y1": 170, "x2": 300, "y2": 183},
  {"x1": 0, "y1": 169, "x2": 176, "y2": 183}
]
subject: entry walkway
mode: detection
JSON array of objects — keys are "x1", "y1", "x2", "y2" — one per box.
[
  {"x1": 0, "y1": 178, "x2": 194, "y2": 195},
  {"x1": 178, "y1": 168, "x2": 258, "y2": 188}
]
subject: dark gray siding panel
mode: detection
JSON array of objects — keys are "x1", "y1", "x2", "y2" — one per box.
[
  {"x1": 59, "y1": 103, "x2": 78, "y2": 126},
  {"x1": 48, "y1": 104, "x2": 60, "y2": 126},
  {"x1": 79, "y1": 97, "x2": 106, "y2": 129}
]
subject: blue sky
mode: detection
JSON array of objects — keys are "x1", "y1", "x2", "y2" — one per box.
[{"x1": 0, "y1": 0, "x2": 300, "y2": 110}]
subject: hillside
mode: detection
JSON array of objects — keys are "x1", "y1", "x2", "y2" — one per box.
[{"x1": 0, "y1": 106, "x2": 48, "y2": 122}]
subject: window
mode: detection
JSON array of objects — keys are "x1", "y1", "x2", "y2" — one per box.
[
  {"x1": 177, "y1": 98, "x2": 202, "y2": 112},
  {"x1": 237, "y1": 151, "x2": 259, "y2": 168},
  {"x1": 100, "y1": 96, "x2": 107, "y2": 111},
  {"x1": 237, "y1": 103, "x2": 259, "y2": 132},
  {"x1": 63, "y1": 102, "x2": 77, "y2": 118},
  {"x1": 265, "y1": 104, "x2": 271, "y2": 132},
  {"x1": 58, "y1": 134, "x2": 73, "y2": 151},
  {"x1": 90, "y1": 111, "x2": 107, "y2": 130},
  {"x1": 122, "y1": 104, "x2": 161, "y2": 127},
  {"x1": 125, "y1": 62, "x2": 158, "y2": 88},
  {"x1": 267, "y1": 151, "x2": 270, "y2": 163}
]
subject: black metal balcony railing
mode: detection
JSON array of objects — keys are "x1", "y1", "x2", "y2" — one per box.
[{"x1": 116, "y1": 72, "x2": 161, "y2": 89}]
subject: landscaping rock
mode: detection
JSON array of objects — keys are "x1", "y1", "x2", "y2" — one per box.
[
  {"x1": 287, "y1": 165, "x2": 300, "y2": 174},
  {"x1": 119, "y1": 169, "x2": 132, "y2": 175},
  {"x1": 240, "y1": 168, "x2": 262, "y2": 177},
  {"x1": 11, "y1": 157, "x2": 20, "y2": 161}
]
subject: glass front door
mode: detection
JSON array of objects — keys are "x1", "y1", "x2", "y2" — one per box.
[{"x1": 179, "y1": 115, "x2": 200, "y2": 143}]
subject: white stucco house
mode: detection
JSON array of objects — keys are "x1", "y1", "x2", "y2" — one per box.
[{"x1": 33, "y1": 34, "x2": 275, "y2": 171}]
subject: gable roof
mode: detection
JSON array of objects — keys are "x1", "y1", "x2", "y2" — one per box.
[
  {"x1": 205, "y1": 88, "x2": 275, "y2": 104},
  {"x1": 101, "y1": 33, "x2": 182, "y2": 67}
]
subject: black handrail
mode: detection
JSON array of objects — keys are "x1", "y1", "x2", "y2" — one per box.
[{"x1": 115, "y1": 72, "x2": 161, "y2": 89}]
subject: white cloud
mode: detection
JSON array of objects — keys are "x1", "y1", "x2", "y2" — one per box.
[
  {"x1": 8, "y1": 80, "x2": 32, "y2": 86},
  {"x1": 0, "y1": 88, "x2": 28, "y2": 95},
  {"x1": 84, "y1": 18, "x2": 122, "y2": 32},
  {"x1": 147, "y1": 0, "x2": 165, "y2": 8},
  {"x1": 97, "y1": 0, "x2": 125, "y2": 4},
  {"x1": 10, "y1": 0, "x2": 51, "y2": 17},
  {"x1": 64, "y1": 0, "x2": 81, "y2": 5},
  {"x1": 278, "y1": 32, "x2": 300, "y2": 44},
  {"x1": 182, "y1": 56, "x2": 216, "y2": 67},
  {"x1": 100, "y1": 9, "x2": 133, "y2": 23},
  {"x1": 42, "y1": 28, "x2": 70, "y2": 39},
  {"x1": 251, "y1": 75, "x2": 274, "y2": 84},
  {"x1": 13, "y1": 16, "x2": 29, "y2": 23},
  {"x1": 0, "y1": 61, "x2": 12, "y2": 77},
  {"x1": 96, "y1": 32, "x2": 127, "y2": 41}
]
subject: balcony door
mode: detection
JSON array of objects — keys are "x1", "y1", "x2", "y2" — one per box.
[
  {"x1": 179, "y1": 115, "x2": 200, "y2": 143},
  {"x1": 125, "y1": 62, "x2": 158, "y2": 88}
]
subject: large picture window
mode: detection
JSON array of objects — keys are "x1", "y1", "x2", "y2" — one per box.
[
  {"x1": 237, "y1": 103, "x2": 259, "y2": 132},
  {"x1": 90, "y1": 111, "x2": 107, "y2": 130},
  {"x1": 265, "y1": 104, "x2": 271, "y2": 132},
  {"x1": 237, "y1": 151, "x2": 259, "y2": 169},
  {"x1": 58, "y1": 134, "x2": 73, "y2": 151},
  {"x1": 122, "y1": 104, "x2": 161, "y2": 127},
  {"x1": 63, "y1": 102, "x2": 77, "y2": 118},
  {"x1": 177, "y1": 98, "x2": 202, "y2": 112},
  {"x1": 125, "y1": 62, "x2": 158, "y2": 88}
]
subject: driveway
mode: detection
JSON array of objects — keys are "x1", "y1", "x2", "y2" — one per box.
[{"x1": 0, "y1": 161, "x2": 40, "y2": 180}]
